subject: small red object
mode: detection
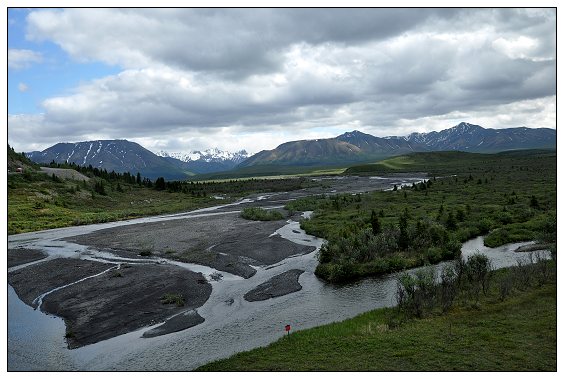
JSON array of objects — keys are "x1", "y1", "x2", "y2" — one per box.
[{"x1": 285, "y1": 324, "x2": 291, "y2": 332}]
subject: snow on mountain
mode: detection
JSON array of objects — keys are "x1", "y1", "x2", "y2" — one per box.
[
  {"x1": 25, "y1": 140, "x2": 188, "y2": 179},
  {"x1": 156, "y1": 148, "x2": 248, "y2": 164}
]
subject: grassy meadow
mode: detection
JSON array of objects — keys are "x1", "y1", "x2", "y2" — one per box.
[{"x1": 7, "y1": 170, "x2": 229, "y2": 234}]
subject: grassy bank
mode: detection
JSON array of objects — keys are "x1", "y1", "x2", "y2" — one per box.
[
  {"x1": 198, "y1": 262, "x2": 556, "y2": 371},
  {"x1": 8, "y1": 171, "x2": 227, "y2": 234},
  {"x1": 7, "y1": 169, "x2": 314, "y2": 234},
  {"x1": 286, "y1": 150, "x2": 556, "y2": 282}
]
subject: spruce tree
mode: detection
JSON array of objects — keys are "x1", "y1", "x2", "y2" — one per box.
[{"x1": 370, "y1": 210, "x2": 381, "y2": 235}]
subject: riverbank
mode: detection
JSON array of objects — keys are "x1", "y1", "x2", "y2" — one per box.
[
  {"x1": 8, "y1": 174, "x2": 540, "y2": 371},
  {"x1": 8, "y1": 257, "x2": 212, "y2": 349},
  {"x1": 291, "y1": 151, "x2": 556, "y2": 283},
  {"x1": 198, "y1": 264, "x2": 556, "y2": 371}
]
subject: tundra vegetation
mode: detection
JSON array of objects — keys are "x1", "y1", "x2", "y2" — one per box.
[
  {"x1": 198, "y1": 256, "x2": 556, "y2": 371},
  {"x1": 240, "y1": 207, "x2": 285, "y2": 221},
  {"x1": 285, "y1": 150, "x2": 556, "y2": 282},
  {"x1": 7, "y1": 145, "x2": 316, "y2": 234}
]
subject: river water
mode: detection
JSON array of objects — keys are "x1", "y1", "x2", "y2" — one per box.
[{"x1": 7, "y1": 176, "x2": 550, "y2": 371}]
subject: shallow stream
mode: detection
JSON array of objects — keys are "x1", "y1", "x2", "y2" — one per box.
[{"x1": 7, "y1": 176, "x2": 550, "y2": 371}]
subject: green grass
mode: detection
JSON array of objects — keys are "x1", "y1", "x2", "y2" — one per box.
[
  {"x1": 240, "y1": 207, "x2": 285, "y2": 221},
  {"x1": 345, "y1": 150, "x2": 555, "y2": 176},
  {"x1": 198, "y1": 269, "x2": 556, "y2": 371},
  {"x1": 194, "y1": 162, "x2": 354, "y2": 180},
  {"x1": 8, "y1": 168, "x2": 319, "y2": 234},
  {"x1": 7, "y1": 172, "x2": 230, "y2": 234}
]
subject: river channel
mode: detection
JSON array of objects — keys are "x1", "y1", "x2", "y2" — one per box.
[{"x1": 7, "y1": 175, "x2": 549, "y2": 371}]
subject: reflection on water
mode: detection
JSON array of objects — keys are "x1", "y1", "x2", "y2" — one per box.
[{"x1": 8, "y1": 286, "x2": 76, "y2": 371}]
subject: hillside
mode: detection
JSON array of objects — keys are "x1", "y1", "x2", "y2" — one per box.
[
  {"x1": 238, "y1": 123, "x2": 556, "y2": 168},
  {"x1": 344, "y1": 149, "x2": 555, "y2": 176},
  {"x1": 8, "y1": 144, "x2": 39, "y2": 172},
  {"x1": 239, "y1": 131, "x2": 417, "y2": 168},
  {"x1": 405, "y1": 122, "x2": 556, "y2": 152},
  {"x1": 27, "y1": 140, "x2": 188, "y2": 180}
]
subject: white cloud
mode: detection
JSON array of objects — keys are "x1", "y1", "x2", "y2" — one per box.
[
  {"x1": 390, "y1": 96, "x2": 556, "y2": 136},
  {"x1": 8, "y1": 8, "x2": 556, "y2": 154},
  {"x1": 8, "y1": 49, "x2": 42, "y2": 69},
  {"x1": 492, "y1": 36, "x2": 551, "y2": 61},
  {"x1": 18, "y1": 83, "x2": 29, "y2": 92}
]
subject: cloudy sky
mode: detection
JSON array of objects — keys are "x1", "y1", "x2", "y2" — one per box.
[{"x1": 7, "y1": 7, "x2": 556, "y2": 154}]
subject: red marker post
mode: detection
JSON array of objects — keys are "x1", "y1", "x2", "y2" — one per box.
[{"x1": 285, "y1": 324, "x2": 291, "y2": 336}]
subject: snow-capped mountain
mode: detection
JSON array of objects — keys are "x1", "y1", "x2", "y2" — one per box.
[
  {"x1": 156, "y1": 148, "x2": 248, "y2": 164},
  {"x1": 24, "y1": 123, "x2": 555, "y2": 178},
  {"x1": 239, "y1": 122, "x2": 556, "y2": 167},
  {"x1": 156, "y1": 148, "x2": 249, "y2": 174},
  {"x1": 403, "y1": 122, "x2": 556, "y2": 152},
  {"x1": 26, "y1": 141, "x2": 250, "y2": 178},
  {"x1": 26, "y1": 140, "x2": 188, "y2": 179}
]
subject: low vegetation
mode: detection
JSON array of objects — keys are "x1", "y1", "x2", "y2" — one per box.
[
  {"x1": 160, "y1": 293, "x2": 185, "y2": 307},
  {"x1": 285, "y1": 150, "x2": 556, "y2": 282},
  {"x1": 198, "y1": 257, "x2": 556, "y2": 371},
  {"x1": 8, "y1": 148, "x2": 317, "y2": 234},
  {"x1": 240, "y1": 207, "x2": 285, "y2": 221},
  {"x1": 8, "y1": 170, "x2": 226, "y2": 234}
]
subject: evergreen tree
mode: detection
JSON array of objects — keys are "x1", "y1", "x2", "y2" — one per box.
[
  {"x1": 370, "y1": 210, "x2": 381, "y2": 235},
  {"x1": 436, "y1": 204, "x2": 444, "y2": 221},
  {"x1": 446, "y1": 210, "x2": 457, "y2": 231},
  {"x1": 398, "y1": 209, "x2": 410, "y2": 250},
  {"x1": 94, "y1": 180, "x2": 106, "y2": 195},
  {"x1": 155, "y1": 177, "x2": 166, "y2": 191}
]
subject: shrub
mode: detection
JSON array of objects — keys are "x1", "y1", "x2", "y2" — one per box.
[
  {"x1": 160, "y1": 293, "x2": 185, "y2": 307},
  {"x1": 534, "y1": 252, "x2": 552, "y2": 285},
  {"x1": 315, "y1": 262, "x2": 360, "y2": 283},
  {"x1": 498, "y1": 273, "x2": 513, "y2": 301},
  {"x1": 465, "y1": 254, "x2": 492, "y2": 300},
  {"x1": 241, "y1": 207, "x2": 285, "y2": 221},
  {"x1": 439, "y1": 264, "x2": 457, "y2": 312},
  {"x1": 425, "y1": 247, "x2": 442, "y2": 264},
  {"x1": 477, "y1": 218, "x2": 493, "y2": 234},
  {"x1": 317, "y1": 243, "x2": 333, "y2": 264},
  {"x1": 396, "y1": 266, "x2": 437, "y2": 318}
]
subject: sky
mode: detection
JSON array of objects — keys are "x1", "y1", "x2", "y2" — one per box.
[{"x1": 6, "y1": 7, "x2": 556, "y2": 155}]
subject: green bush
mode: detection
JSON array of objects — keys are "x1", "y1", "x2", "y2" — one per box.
[
  {"x1": 240, "y1": 207, "x2": 285, "y2": 221},
  {"x1": 477, "y1": 218, "x2": 493, "y2": 234},
  {"x1": 425, "y1": 247, "x2": 442, "y2": 264},
  {"x1": 160, "y1": 293, "x2": 185, "y2": 307}
]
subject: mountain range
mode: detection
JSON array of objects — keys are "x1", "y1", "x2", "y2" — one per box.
[
  {"x1": 241, "y1": 122, "x2": 556, "y2": 167},
  {"x1": 156, "y1": 148, "x2": 248, "y2": 174},
  {"x1": 26, "y1": 140, "x2": 189, "y2": 180},
  {"x1": 25, "y1": 122, "x2": 556, "y2": 179}
]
